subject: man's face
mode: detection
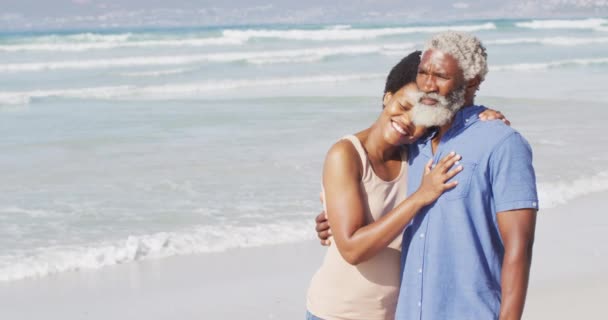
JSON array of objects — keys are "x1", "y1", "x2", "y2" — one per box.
[
  {"x1": 412, "y1": 49, "x2": 467, "y2": 127},
  {"x1": 416, "y1": 49, "x2": 464, "y2": 101}
]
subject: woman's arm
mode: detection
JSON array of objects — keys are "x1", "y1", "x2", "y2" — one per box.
[
  {"x1": 314, "y1": 110, "x2": 511, "y2": 245},
  {"x1": 323, "y1": 142, "x2": 461, "y2": 265}
]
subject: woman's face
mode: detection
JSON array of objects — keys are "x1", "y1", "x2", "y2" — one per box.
[{"x1": 380, "y1": 82, "x2": 427, "y2": 146}]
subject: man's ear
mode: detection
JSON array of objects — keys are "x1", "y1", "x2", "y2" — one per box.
[
  {"x1": 466, "y1": 76, "x2": 481, "y2": 91},
  {"x1": 382, "y1": 92, "x2": 392, "y2": 109}
]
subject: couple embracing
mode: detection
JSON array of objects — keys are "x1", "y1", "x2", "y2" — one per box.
[{"x1": 306, "y1": 31, "x2": 538, "y2": 320}]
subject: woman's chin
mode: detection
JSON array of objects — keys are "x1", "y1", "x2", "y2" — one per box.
[
  {"x1": 396, "y1": 136, "x2": 415, "y2": 146},
  {"x1": 384, "y1": 132, "x2": 412, "y2": 146}
]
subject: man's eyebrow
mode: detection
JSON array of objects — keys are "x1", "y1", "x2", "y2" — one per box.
[{"x1": 417, "y1": 67, "x2": 449, "y2": 78}]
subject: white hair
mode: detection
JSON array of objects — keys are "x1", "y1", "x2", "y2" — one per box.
[
  {"x1": 424, "y1": 31, "x2": 488, "y2": 82},
  {"x1": 412, "y1": 85, "x2": 466, "y2": 127}
]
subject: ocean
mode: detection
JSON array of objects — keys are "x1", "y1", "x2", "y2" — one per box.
[{"x1": 1, "y1": 17, "x2": 607, "y2": 282}]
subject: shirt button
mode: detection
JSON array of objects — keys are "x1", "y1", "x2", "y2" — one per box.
[
  {"x1": 418, "y1": 301, "x2": 422, "y2": 307},
  {"x1": 419, "y1": 233, "x2": 425, "y2": 238},
  {"x1": 418, "y1": 268, "x2": 423, "y2": 273},
  {"x1": 532, "y1": 201, "x2": 537, "y2": 206}
]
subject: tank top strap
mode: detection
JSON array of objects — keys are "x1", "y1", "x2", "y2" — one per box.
[{"x1": 340, "y1": 135, "x2": 371, "y2": 182}]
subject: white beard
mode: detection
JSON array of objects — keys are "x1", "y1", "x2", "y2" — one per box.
[{"x1": 412, "y1": 87, "x2": 466, "y2": 127}]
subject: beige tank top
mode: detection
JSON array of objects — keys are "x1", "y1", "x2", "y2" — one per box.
[{"x1": 306, "y1": 135, "x2": 408, "y2": 320}]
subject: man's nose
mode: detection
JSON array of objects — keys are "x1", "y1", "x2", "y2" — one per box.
[{"x1": 421, "y1": 75, "x2": 438, "y2": 93}]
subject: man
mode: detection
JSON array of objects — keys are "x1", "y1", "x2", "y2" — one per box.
[{"x1": 315, "y1": 31, "x2": 538, "y2": 320}]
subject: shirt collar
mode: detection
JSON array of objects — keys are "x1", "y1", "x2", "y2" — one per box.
[
  {"x1": 450, "y1": 104, "x2": 486, "y2": 132},
  {"x1": 415, "y1": 104, "x2": 487, "y2": 148}
]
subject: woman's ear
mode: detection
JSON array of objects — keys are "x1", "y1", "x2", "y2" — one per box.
[{"x1": 382, "y1": 92, "x2": 393, "y2": 109}]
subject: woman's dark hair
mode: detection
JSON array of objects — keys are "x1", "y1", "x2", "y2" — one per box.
[{"x1": 384, "y1": 50, "x2": 421, "y2": 95}]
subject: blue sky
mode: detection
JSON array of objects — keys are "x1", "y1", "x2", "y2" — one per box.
[{"x1": 1, "y1": 0, "x2": 607, "y2": 31}]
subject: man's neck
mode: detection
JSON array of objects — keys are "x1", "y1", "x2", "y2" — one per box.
[
  {"x1": 431, "y1": 122, "x2": 452, "y2": 155},
  {"x1": 430, "y1": 102, "x2": 474, "y2": 154}
]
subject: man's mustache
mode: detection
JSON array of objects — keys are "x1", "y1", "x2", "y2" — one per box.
[{"x1": 418, "y1": 93, "x2": 449, "y2": 106}]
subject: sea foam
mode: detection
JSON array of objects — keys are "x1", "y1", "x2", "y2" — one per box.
[
  {"x1": 486, "y1": 36, "x2": 608, "y2": 46},
  {"x1": 0, "y1": 43, "x2": 415, "y2": 72},
  {"x1": 0, "y1": 36, "x2": 244, "y2": 52},
  {"x1": 222, "y1": 23, "x2": 496, "y2": 41},
  {"x1": 3, "y1": 170, "x2": 608, "y2": 282},
  {"x1": 0, "y1": 73, "x2": 385, "y2": 106},
  {"x1": 491, "y1": 57, "x2": 608, "y2": 71},
  {"x1": 4, "y1": 53, "x2": 608, "y2": 105},
  {"x1": 0, "y1": 220, "x2": 314, "y2": 282},
  {"x1": 0, "y1": 23, "x2": 494, "y2": 52},
  {"x1": 515, "y1": 18, "x2": 607, "y2": 30},
  {"x1": 538, "y1": 171, "x2": 608, "y2": 209}
]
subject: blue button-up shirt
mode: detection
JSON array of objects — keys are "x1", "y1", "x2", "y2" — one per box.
[{"x1": 396, "y1": 105, "x2": 539, "y2": 320}]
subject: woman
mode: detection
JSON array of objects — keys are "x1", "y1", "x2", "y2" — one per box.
[{"x1": 306, "y1": 51, "x2": 508, "y2": 320}]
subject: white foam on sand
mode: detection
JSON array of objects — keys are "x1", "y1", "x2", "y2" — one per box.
[
  {"x1": 538, "y1": 171, "x2": 608, "y2": 209},
  {"x1": 2, "y1": 191, "x2": 607, "y2": 320},
  {"x1": 0, "y1": 220, "x2": 315, "y2": 282},
  {"x1": 4, "y1": 170, "x2": 608, "y2": 283}
]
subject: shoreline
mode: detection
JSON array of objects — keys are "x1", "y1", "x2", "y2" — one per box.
[{"x1": 1, "y1": 191, "x2": 607, "y2": 319}]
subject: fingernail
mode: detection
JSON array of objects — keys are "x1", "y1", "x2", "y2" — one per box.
[
  {"x1": 449, "y1": 151, "x2": 455, "y2": 156},
  {"x1": 328, "y1": 229, "x2": 332, "y2": 235},
  {"x1": 455, "y1": 161, "x2": 460, "y2": 166}
]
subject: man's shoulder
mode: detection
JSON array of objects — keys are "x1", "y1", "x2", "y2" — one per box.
[
  {"x1": 458, "y1": 118, "x2": 531, "y2": 162},
  {"x1": 469, "y1": 117, "x2": 523, "y2": 145}
]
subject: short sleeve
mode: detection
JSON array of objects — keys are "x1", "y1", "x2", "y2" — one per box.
[{"x1": 489, "y1": 132, "x2": 539, "y2": 213}]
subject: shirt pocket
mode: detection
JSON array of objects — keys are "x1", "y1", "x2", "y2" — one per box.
[{"x1": 441, "y1": 160, "x2": 477, "y2": 201}]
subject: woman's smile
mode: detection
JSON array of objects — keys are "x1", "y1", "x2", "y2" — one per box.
[{"x1": 390, "y1": 120, "x2": 411, "y2": 137}]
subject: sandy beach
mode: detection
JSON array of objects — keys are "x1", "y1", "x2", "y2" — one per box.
[{"x1": 1, "y1": 190, "x2": 606, "y2": 319}]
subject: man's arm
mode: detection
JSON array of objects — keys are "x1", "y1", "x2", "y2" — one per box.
[
  {"x1": 497, "y1": 208, "x2": 537, "y2": 320},
  {"x1": 497, "y1": 209, "x2": 536, "y2": 320},
  {"x1": 488, "y1": 130, "x2": 539, "y2": 320}
]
